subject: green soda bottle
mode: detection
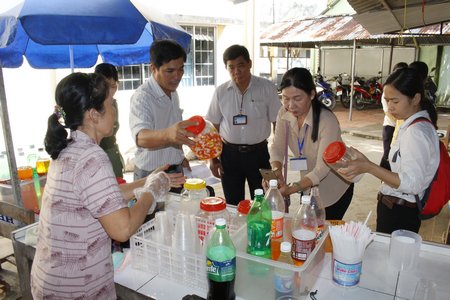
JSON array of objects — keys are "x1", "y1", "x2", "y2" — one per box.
[
  {"x1": 246, "y1": 189, "x2": 272, "y2": 258},
  {"x1": 206, "y1": 218, "x2": 236, "y2": 300}
]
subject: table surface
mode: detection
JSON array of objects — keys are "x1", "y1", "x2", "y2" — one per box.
[{"x1": 12, "y1": 223, "x2": 450, "y2": 300}]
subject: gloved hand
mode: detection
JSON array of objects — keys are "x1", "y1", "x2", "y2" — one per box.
[
  {"x1": 143, "y1": 171, "x2": 171, "y2": 202},
  {"x1": 134, "y1": 172, "x2": 170, "y2": 214}
]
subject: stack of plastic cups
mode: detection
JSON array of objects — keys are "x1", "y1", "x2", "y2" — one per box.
[{"x1": 172, "y1": 213, "x2": 200, "y2": 283}]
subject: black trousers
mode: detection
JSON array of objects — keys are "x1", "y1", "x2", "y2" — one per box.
[
  {"x1": 376, "y1": 200, "x2": 421, "y2": 234},
  {"x1": 380, "y1": 125, "x2": 395, "y2": 171},
  {"x1": 220, "y1": 142, "x2": 271, "y2": 206},
  {"x1": 325, "y1": 183, "x2": 354, "y2": 220}
]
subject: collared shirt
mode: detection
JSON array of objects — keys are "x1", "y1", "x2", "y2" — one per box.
[
  {"x1": 269, "y1": 106, "x2": 350, "y2": 207},
  {"x1": 206, "y1": 75, "x2": 281, "y2": 145},
  {"x1": 31, "y1": 130, "x2": 125, "y2": 299},
  {"x1": 129, "y1": 76, "x2": 184, "y2": 171},
  {"x1": 380, "y1": 110, "x2": 439, "y2": 202}
]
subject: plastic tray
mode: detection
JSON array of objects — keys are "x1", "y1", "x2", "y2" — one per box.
[{"x1": 130, "y1": 201, "x2": 326, "y2": 296}]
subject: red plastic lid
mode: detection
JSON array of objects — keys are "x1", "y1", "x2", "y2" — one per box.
[
  {"x1": 237, "y1": 199, "x2": 252, "y2": 215},
  {"x1": 200, "y1": 197, "x2": 227, "y2": 212},
  {"x1": 323, "y1": 141, "x2": 346, "y2": 163},
  {"x1": 185, "y1": 115, "x2": 206, "y2": 135}
]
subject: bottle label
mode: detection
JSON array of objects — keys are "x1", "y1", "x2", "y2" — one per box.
[
  {"x1": 206, "y1": 257, "x2": 236, "y2": 282},
  {"x1": 271, "y1": 211, "x2": 284, "y2": 239},
  {"x1": 292, "y1": 229, "x2": 316, "y2": 261}
]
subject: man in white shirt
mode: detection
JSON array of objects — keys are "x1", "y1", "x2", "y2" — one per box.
[
  {"x1": 129, "y1": 40, "x2": 196, "y2": 186},
  {"x1": 206, "y1": 45, "x2": 281, "y2": 205}
]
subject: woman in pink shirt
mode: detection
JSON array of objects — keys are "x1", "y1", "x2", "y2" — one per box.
[{"x1": 30, "y1": 72, "x2": 171, "y2": 299}]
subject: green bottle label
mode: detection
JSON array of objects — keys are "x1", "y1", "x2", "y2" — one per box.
[{"x1": 206, "y1": 257, "x2": 236, "y2": 282}]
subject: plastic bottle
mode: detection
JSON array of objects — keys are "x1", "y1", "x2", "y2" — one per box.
[
  {"x1": 17, "y1": 148, "x2": 33, "y2": 180},
  {"x1": 274, "y1": 242, "x2": 295, "y2": 299},
  {"x1": 291, "y1": 195, "x2": 318, "y2": 266},
  {"x1": 230, "y1": 199, "x2": 252, "y2": 230},
  {"x1": 265, "y1": 179, "x2": 285, "y2": 260},
  {"x1": 246, "y1": 189, "x2": 272, "y2": 258},
  {"x1": 179, "y1": 178, "x2": 209, "y2": 215},
  {"x1": 322, "y1": 141, "x2": 363, "y2": 182},
  {"x1": 185, "y1": 115, "x2": 222, "y2": 161},
  {"x1": 309, "y1": 186, "x2": 326, "y2": 242},
  {"x1": 206, "y1": 218, "x2": 236, "y2": 300},
  {"x1": 36, "y1": 147, "x2": 51, "y2": 176}
]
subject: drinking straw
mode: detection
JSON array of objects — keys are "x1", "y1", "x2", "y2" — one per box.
[{"x1": 363, "y1": 210, "x2": 372, "y2": 227}]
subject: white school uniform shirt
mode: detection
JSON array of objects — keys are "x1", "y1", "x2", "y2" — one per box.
[
  {"x1": 206, "y1": 75, "x2": 281, "y2": 145},
  {"x1": 129, "y1": 76, "x2": 184, "y2": 171},
  {"x1": 380, "y1": 110, "x2": 439, "y2": 203}
]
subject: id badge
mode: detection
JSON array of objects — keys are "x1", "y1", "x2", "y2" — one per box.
[
  {"x1": 290, "y1": 157, "x2": 308, "y2": 171},
  {"x1": 233, "y1": 114, "x2": 247, "y2": 125}
]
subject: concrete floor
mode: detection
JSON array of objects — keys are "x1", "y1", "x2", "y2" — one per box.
[{"x1": 1, "y1": 103, "x2": 449, "y2": 299}]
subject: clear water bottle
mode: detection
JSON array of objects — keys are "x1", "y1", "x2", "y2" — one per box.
[
  {"x1": 230, "y1": 199, "x2": 252, "y2": 230},
  {"x1": 206, "y1": 218, "x2": 236, "y2": 300},
  {"x1": 274, "y1": 242, "x2": 295, "y2": 298},
  {"x1": 309, "y1": 186, "x2": 326, "y2": 242},
  {"x1": 291, "y1": 195, "x2": 318, "y2": 266},
  {"x1": 265, "y1": 179, "x2": 285, "y2": 260},
  {"x1": 246, "y1": 189, "x2": 272, "y2": 258}
]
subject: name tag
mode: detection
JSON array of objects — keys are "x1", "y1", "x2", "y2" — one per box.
[{"x1": 290, "y1": 157, "x2": 307, "y2": 171}]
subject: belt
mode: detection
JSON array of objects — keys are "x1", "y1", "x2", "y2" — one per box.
[
  {"x1": 377, "y1": 192, "x2": 417, "y2": 209},
  {"x1": 222, "y1": 139, "x2": 267, "y2": 153}
]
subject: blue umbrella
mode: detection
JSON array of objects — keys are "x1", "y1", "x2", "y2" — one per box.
[
  {"x1": 0, "y1": 0, "x2": 191, "y2": 68},
  {"x1": 0, "y1": 0, "x2": 191, "y2": 208}
]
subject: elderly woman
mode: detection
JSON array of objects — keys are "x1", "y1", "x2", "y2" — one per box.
[
  {"x1": 269, "y1": 67, "x2": 354, "y2": 220},
  {"x1": 31, "y1": 72, "x2": 172, "y2": 299},
  {"x1": 338, "y1": 67, "x2": 439, "y2": 234}
]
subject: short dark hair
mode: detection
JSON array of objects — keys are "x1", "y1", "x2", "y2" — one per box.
[
  {"x1": 392, "y1": 62, "x2": 408, "y2": 72},
  {"x1": 150, "y1": 39, "x2": 186, "y2": 68},
  {"x1": 223, "y1": 44, "x2": 250, "y2": 65},
  {"x1": 408, "y1": 61, "x2": 429, "y2": 82},
  {"x1": 95, "y1": 63, "x2": 118, "y2": 82}
]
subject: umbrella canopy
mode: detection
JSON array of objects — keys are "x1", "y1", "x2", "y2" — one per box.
[
  {"x1": 0, "y1": 0, "x2": 191, "y2": 68},
  {"x1": 0, "y1": 0, "x2": 191, "y2": 209}
]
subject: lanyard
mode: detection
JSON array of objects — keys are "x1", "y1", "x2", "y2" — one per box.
[{"x1": 297, "y1": 124, "x2": 308, "y2": 156}]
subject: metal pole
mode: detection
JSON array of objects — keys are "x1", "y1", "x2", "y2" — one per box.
[
  {"x1": 349, "y1": 39, "x2": 356, "y2": 121},
  {"x1": 0, "y1": 68, "x2": 22, "y2": 207}
]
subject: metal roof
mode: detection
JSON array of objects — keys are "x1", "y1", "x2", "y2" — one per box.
[
  {"x1": 347, "y1": 0, "x2": 450, "y2": 34},
  {"x1": 259, "y1": 15, "x2": 450, "y2": 48}
]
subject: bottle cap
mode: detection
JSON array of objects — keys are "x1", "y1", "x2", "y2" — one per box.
[
  {"x1": 269, "y1": 179, "x2": 278, "y2": 187},
  {"x1": 280, "y1": 241, "x2": 292, "y2": 253},
  {"x1": 255, "y1": 189, "x2": 264, "y2": 196},
  {"x1": 183, "y1": 178, "x2": 206, "y2": 190},
  {"x1": 237, "y1": 199, "x2": 252, "y2": 215},
  {"x1": 322, "y1": 141, "x2": 346, "y2": 163},
  {"x1": 301, "y1": 195, "x2": 311, "y2": 204},
  {"x1": 185, "y1": 115, "x2": 206, "y2": 134},
  {"x1": 215, "y1": 218, "x2": 226, "y2": 227},
  {"x1": 200, "y1": 197, "x2": 227, "y2": 212}
]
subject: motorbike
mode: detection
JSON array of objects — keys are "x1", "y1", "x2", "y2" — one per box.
[
  {"x1": 352, "y1": 72, "x2": 383, "y2": 110},
  {"x1": 333, "y1": 73, "x2": 352, "y2": 108},
  {"x1": 425, "y1": 67, "x2": 438, "y2": 105},
  {"x1": 315, "y1": 73, "x2": 336, "y2": 110}
]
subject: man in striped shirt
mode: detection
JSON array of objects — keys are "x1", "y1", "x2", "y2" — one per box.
[{"x1": 129, "y1": 40, "x2": 197, "y2": 189}]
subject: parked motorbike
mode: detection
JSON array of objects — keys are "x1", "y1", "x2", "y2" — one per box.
[
  {"x1": 315, "y1": 73, "x2": 336, "y2": 110},
  {"x1": 333, "y1": 73, "x2": 352, "y2": 108},
  {"x1": 425, "y1": 67, "x2": 438, "y2": 105},
  {"x1": 352, "y1": 72, "x2": 383, "y2": 110}
]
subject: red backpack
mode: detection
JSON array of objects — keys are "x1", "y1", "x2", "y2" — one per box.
[{"x1": 403, "y1": 118, "x2": 450, "y2": 220}]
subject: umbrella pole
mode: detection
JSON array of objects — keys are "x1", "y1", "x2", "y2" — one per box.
[
  {"x1": 0, "y1": 67, "x2": 23, "y2": 208},
  {"x1": 69, "y1": 45, "x2": 74, "y2": 73}
]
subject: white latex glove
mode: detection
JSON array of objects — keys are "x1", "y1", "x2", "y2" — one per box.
[
  {"x1": 143, "y1": 171, "x2": 171, "y2": 203},
  {"x1": 133, "y1": 187, "x2": 157, "y2": 214}
]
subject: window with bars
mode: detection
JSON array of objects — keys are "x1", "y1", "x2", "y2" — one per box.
[{"x1": 117, "y1": 25, "x2": 215, "y2": 91}]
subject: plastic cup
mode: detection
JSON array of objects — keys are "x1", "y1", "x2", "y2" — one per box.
[
  {"x1": 172, "y1": 213, "x2": 196, "y2": 252},
  {"x1": 154, "y1": 211, "x2": 172, "y2": 246},
  {"x1": 389, "y1": 229, "x2": 422, "y2": 271},
  {"x1": 332, "y1": 251, "x2": 363, "y2": 287}
]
